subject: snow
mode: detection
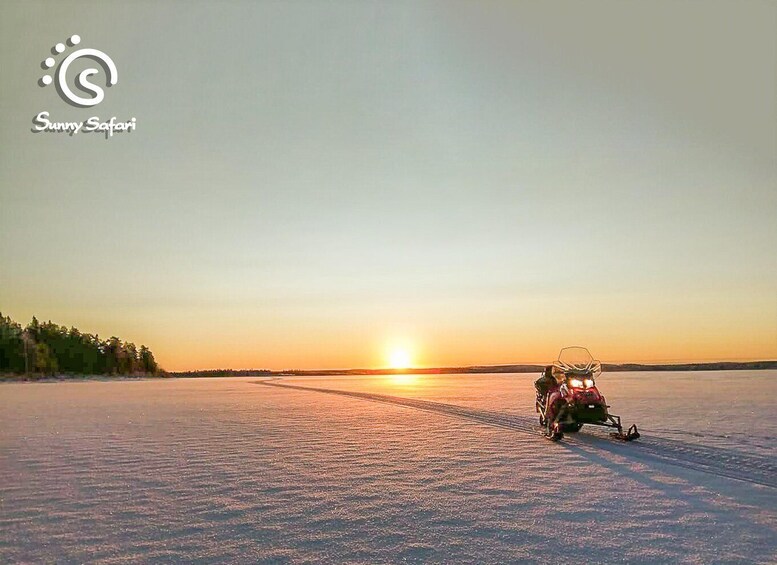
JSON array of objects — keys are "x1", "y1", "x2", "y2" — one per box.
[{"x1": 1, "y1": 372, "x2": 776, "y2": 563}]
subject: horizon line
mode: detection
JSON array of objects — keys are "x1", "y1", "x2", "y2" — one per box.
[{"x1": 167, "y1": 358, "x2": 777, "y2": 374}]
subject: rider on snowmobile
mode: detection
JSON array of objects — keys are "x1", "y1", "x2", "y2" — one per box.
[
  {"x1": 535, "y1": 364, "x2": 567, "y2": 429},
  {"x1": 534, "y1": 365, "x2": 558, "y2": 404}
]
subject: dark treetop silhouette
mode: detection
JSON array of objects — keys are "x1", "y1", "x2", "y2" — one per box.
[{"x1": 0, "y1": 313, "x2": 158, "y2": 378}]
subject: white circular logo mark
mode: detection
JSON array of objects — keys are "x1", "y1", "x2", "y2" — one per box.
[{"x1": 39, "y1": 35, "x2": 118, "y2": 107}]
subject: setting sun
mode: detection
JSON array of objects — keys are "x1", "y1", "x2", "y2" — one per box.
[{"x1": 388, "y1": 349, "x2": 412, "y2": 369}]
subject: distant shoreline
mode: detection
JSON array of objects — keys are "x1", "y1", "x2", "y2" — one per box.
[
  {"x1": 0, "y1": 374, "x2": 158, "y2": 383},
  {"x1": 3, "y1": 360, "x2": 775, "y2": 382},
  {"x1": 172, "y1": 360, "x2": 777, "y2": 378}
]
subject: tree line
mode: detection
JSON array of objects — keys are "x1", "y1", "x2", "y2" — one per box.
[{"x1": 0, "y1": 313, "x2": 159, "y2": 377}]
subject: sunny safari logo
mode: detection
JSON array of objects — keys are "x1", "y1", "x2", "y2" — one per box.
[{"x1": 32, "y1": 34, "x2": 136, "y2": 139}]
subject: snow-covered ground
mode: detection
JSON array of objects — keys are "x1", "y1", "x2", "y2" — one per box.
[{"x1": 2, "y1": 372, "x2": 775, "y2": 563}]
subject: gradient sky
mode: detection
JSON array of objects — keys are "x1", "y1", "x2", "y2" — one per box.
[{"x1": 1, "y1": 1, "x2": 775, "y2": 370}]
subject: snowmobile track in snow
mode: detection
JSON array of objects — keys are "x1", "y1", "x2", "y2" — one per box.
[{"x1": 256, "y1": 381, "x2": 777, "y2": 489}]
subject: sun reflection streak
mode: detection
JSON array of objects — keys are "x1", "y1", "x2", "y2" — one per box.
[{"x1": 390, "y1": 373, "x2": 418, "y2": 386}]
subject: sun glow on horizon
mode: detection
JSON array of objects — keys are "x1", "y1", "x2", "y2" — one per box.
[{"x1": 388, "y1": 348, "x2": 412, "y2": 369}]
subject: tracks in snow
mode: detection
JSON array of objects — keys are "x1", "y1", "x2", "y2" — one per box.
[
  {"x1": 256, "y1": 380, "x2": 777, "y2": 489},
  {"x1": 260, "y1": 380, "x2": 539, "y2": 433}
]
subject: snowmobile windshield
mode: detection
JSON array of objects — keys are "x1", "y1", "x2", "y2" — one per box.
[{"x1": 553, "y1": 346, "x2": 602, "y2": 378}]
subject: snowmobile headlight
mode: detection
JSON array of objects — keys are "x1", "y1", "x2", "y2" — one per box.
[
  {"x1": 584, "y1": 378, "x2": 594, "y2": 388},
  {"x1": 569, "y1": 378, "x2": 584, "y2": 388}
]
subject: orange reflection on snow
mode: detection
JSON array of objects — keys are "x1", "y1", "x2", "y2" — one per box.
[{"x1": 389, "y1": 373, "x2": 419, "y2": 386}]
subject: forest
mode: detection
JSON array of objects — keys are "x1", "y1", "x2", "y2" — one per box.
[{"x1": 0, "y1": 313, "x2": 158, "y2": 377}]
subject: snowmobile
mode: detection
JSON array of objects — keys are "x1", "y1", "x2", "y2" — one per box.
[{"x1": 535, "y1": 346, "x2": 640, "y2": 442}]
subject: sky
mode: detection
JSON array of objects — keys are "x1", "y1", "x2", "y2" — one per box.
[{"x1": 1, "y1": 1, "x2": 775, "y2": 370}]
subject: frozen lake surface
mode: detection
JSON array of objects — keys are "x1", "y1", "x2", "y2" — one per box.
[{"x1": 2, "y1": 372, "x2": 776, "y2": 563}]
